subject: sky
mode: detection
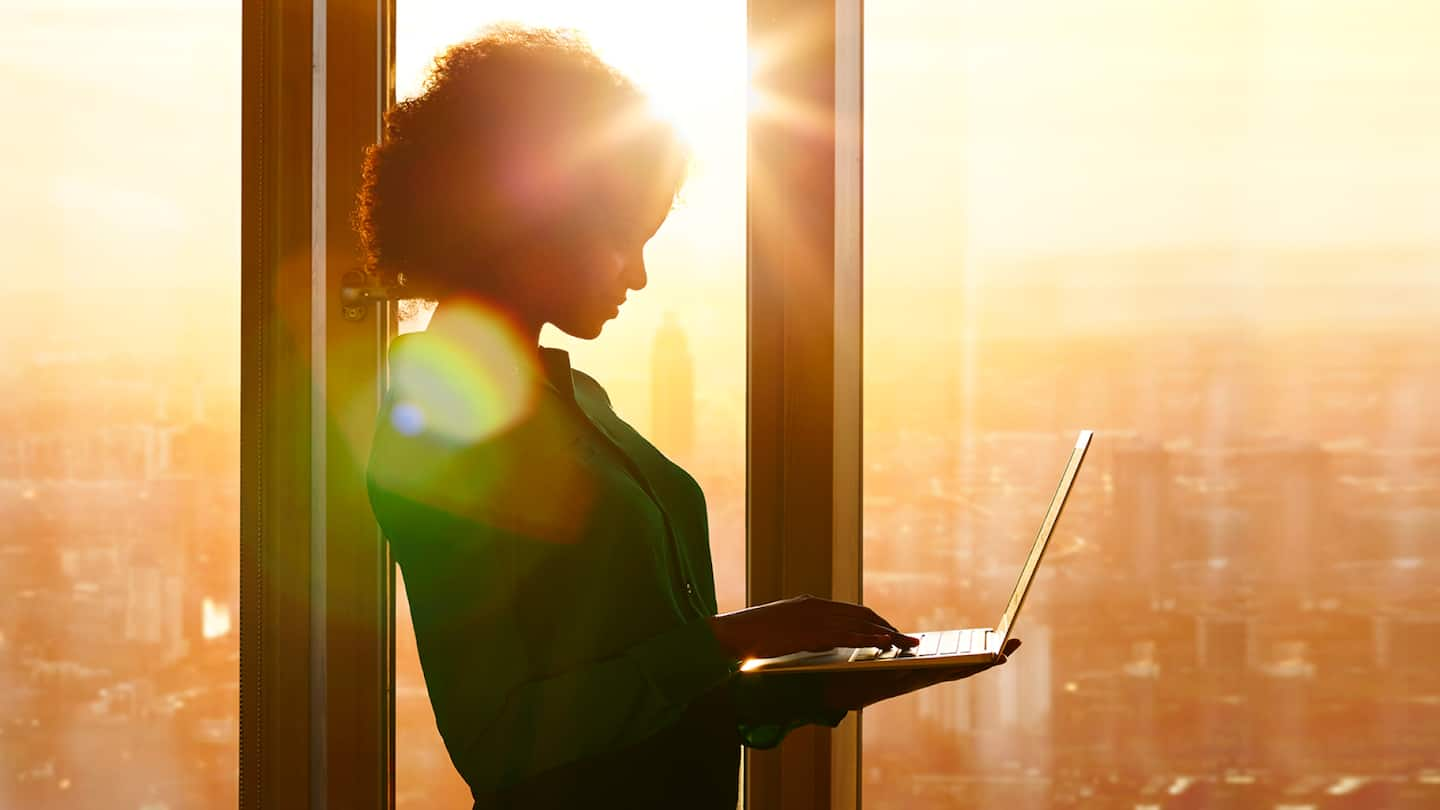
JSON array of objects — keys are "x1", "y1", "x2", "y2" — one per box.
[
  {"x1": 866, "y1": 0, "x2": 1440, "y2": 268},
  {"x1": 2, "y1": 0, "x2": 1437, "y2": 302},
  {"x1": 2, "y1": 1, "x2": 240, "y2": 294}
]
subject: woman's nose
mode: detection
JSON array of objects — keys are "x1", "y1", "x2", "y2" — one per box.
[{"x1": 621, "y1": 250, "x2": 647, "y2": 292}]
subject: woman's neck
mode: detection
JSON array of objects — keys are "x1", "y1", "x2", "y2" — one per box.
[{"x1": 429, "y1": 297, "x2": 544, "y2": 361}]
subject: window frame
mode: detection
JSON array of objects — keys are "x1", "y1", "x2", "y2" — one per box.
[
  {"x1": 241, "y1": 0, "x2": 318, "y2": 806},
  {"x1": 746, "y1": 0, "x2": 863, "y2": 807},
  {"x1": 242, "y1": 0, "x2": 393, "y2": 808},
  {"x1": 240, "y1": 1, "x2": 863, "y2": 808}
]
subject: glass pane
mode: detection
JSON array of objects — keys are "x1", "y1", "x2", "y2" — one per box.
[
  {"x1": 2, "y1": 3, "x2": 240, "y2": 809},
  {"x1": 863, "y1": 2, "x2": 1439, "y2": 808},
  {"x1": 392, "y1": 5, "x2": 746, "y2": 805}
]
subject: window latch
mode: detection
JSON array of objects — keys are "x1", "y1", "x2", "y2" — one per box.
[{"x1": 339, "y1": 270, "x2": 408, "y2": 321}]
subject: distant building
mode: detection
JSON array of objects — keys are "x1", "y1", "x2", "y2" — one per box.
[
  {"x1": 650, "y1": 312, "x2": 695, "y2": 463},
  {"x1": 1195, "y1": 613, "x2": 1256, "y2": 670},
  {"x1": 1373, "y1": 612, "x2": 1440, "y2": 670},
  {"x1": 974, "y1": 622, "x2": 1052, "y2": 730},
  {"x1": 1109, "y1": 438, "x2": 1172, "y2": 593},
  {"x1": 123, "y1": 544, "x2": 187, "y2": 665},
  {"x1": 917, "y1": 624, "x2": 1053, "y2": 735},
  {"x1": 916, "y1": 676, "x2": 973, "y2": 734}
]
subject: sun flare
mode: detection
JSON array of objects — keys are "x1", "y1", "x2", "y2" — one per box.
[{"x1": 396, "y1": 1, "x2": 746, "y2": 161}]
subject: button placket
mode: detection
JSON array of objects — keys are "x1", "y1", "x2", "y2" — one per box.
[{"x1": 573, "y1": 407, "x2": 706, "y2": 616}]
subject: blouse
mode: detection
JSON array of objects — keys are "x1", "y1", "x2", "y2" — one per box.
[{"x1": 366, "y1": 333, "x2": 845, "y2": 801}]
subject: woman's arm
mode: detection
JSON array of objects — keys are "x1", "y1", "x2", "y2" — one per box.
[
  {"x1": 376, "y1": 481, "x2": 740, "y2": 795},
  {"x1": 702, "y1": 594, "x2": 926, "y2": 748}
]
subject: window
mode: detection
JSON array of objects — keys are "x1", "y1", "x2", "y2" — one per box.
[
  {"x1": 237, "y1": 2, "x2": 1440, "y2": 807},
  {"x1": 4, "y1": 2, "x2": 240, "y2": 808},
  {"x1": 391, "y1": 3, "x2": 748, "y2": 804},
  {"x1": 862, "y1": 2, "x2": 1439, "y2": 807}
]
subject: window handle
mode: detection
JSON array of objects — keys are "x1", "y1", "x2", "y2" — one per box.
[{"x1": 339, "y1": 270, "x2": 408, "y2": 321}]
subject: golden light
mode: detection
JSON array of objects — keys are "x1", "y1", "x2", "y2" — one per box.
[
  {"x1": 202, "y1": 597, "x2": 232, "y2": 640},
  {"x1": 396, "y1": 2, "x2": 745, "y2": 185},
  {"x1": 739, "y1": 658, "x2": 763, "y2": 672},
  {"x1": 385, "y1": 298, "x2": 541, "y2": 446},
  {"x1": 743, "y1": 11, "x2": 834, "y2": 138}
]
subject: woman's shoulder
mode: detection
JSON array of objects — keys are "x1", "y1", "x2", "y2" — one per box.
[
  {"x1": 379, "y1": 332, "x2": 551, "y2": 446},
  {"x1": 369, "y1": 386, "x2": 601, "y2": 546},
  {"x1": 568, "y1": 367, "x2": 613, "y2": 409}
]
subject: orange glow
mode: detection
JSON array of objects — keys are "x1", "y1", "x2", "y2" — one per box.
[{"x1": 9, "y1": 2, "x2": 1435, "y2": 808}]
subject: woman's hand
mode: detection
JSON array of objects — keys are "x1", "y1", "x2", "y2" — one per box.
[
  {"x1": 819, "y1": 638, "x2": 1022, "y2": 714},
  {"x1": 706, "y1": 595, "x2": 920, "y2": 660}
]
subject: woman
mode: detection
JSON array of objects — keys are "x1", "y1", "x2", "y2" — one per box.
[{"x1": 358, "y1": 25, "x2": 1018, "y2": 809}]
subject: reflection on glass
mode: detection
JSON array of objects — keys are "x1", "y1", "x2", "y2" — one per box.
[
  {"x1": 1, "y1": 2, "x2": 241, "y2": 808},
  {"x1": 392, "y1": 3, "x2": 746, "y2": 805},
  {"x1": 863, "y1": 2, "x2": 1439, "y2": 808}
]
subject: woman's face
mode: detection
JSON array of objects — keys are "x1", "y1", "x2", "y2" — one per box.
[{"x1": 526, "y1": 184, "x2": 674, "y2": 340}]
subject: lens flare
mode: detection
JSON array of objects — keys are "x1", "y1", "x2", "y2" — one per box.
[
  {"x1": 387, "y1": 300, "x2": 540, "y2": 446},
  {"x1": 390, "y1": 401, "x2": 426, "y2": 436}
]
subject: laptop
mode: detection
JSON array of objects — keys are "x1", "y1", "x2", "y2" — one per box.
[{"x1": 740, "y1": 429, "x2": 1093, "y2": 674}]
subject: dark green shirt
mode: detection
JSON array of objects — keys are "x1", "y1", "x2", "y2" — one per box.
[{"x1": 367, "y1": 334, "x2": 843, "y2": 797}]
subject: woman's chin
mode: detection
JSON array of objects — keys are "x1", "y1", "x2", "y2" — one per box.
[{"x1": 555, "y1": 315, "x2": 611, "y2": 340}]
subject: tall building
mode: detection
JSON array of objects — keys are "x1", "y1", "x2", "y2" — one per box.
[
  {"x1": 124, "y1": 543, "x2": 187, "y2": 665},
  {"x1": 1195, "y1": 613, "x2": 1257, "y2": 670},
  {"x1": 650, "y1": 311, "x2": 695, "y2": 463},
  {"x1": 974, "y1": 622, "x2": 1053, "y2": 731},
  {"x1": 1109, "y1": 437, "x2": 1171, "y2": 594}
]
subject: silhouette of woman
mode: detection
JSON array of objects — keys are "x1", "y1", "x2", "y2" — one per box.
[{"x1": 357, "y1": 25, "x2": 1017, "y2": 809}]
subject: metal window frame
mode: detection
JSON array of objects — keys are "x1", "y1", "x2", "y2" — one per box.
[
  {"x1": 243, "y1": 0, "x2": 862, "y2": 806},
  {"x1": 241, "y1": 0, "x2": 393, "y2": 808},
  {"x1": 747, "y1": 1, "x2": 863, "y2": 808}
]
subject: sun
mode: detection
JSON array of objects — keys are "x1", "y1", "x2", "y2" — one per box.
[{"x1": 396, "y1": 1, "x2": 745, "y2": 164}]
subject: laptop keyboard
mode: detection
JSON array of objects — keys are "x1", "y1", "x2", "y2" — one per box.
[{"x1": 849, "y1": 629, "x2": 988, "y2": 662}]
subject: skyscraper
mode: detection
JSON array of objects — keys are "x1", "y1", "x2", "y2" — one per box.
[
  {"x1": 1110, "y1": 437, "x2": 1172, "y2": 595},
  {"x1": 650, "y1": 311, "x2": 695, "y2": 464}
]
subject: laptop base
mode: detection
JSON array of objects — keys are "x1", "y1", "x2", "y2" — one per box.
[{"x1": 741, "y1": 628, "x2": 998, "y2": 674}]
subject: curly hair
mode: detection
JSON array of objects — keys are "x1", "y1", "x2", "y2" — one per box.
[{"x1": 354, "y1": 25, "x2": 690, "y2": 298}]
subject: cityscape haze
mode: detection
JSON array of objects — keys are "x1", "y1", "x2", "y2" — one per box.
[{"x1": 3, "y1": 1, "x2": 1438, "y2": 809}]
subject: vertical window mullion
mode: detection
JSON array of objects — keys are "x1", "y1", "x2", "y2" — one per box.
[
  {"x1": 242, "y1": 0, "x2": 317, "y2": 807},
  {"x1": 322, "y1": 0, "x2": 391, "y2": 808},
  {"x1": 242, "y1": 0, "x2": 394, "y2": 806},
  {"x1": 746, "y1": 0, "x2": 859, "y2": 808},
  {"x1": 832, "y1": 0, "x2": 864, "y2": 806}
]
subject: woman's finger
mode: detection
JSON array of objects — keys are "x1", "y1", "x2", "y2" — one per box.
[
  {"x1": 840, "y1": 611, "x2": 915, "y2": 642},
  {"x1": 796, "y1": 632, "x2": 891, "y2": 653},
  {"x1": 798, "y1": 598, "x2": 917, "y2": 645},
  {"x1": 823, "y1": 615, "x2": 904, "y2": 636},
  {"x1": 848, "y1": 603, "x2": 910, "y2": 639},
  {"x1": 852, "y1": 604, "x2": 902, "y2": 633},
  {"x1": 808, "y1": 616, "x2": 912, "y2": 651},
  {"x1": 833, "y1": 632, "x2": 900, "y2": 649},
  {"x1": 815, "y1": 598, "x2": 888, "y2": 629}
]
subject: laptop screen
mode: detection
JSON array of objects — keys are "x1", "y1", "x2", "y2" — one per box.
[{"x1": 994, "y1": 430, "x2": 1093, "y2": 644}]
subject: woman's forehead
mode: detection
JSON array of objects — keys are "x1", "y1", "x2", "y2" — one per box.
[
  {"x1": 596, "y1": 170, "x2": 676, "y2": 230},
  {"x1": 639, "y1": 184, "x2": 676, "y2": 230}
]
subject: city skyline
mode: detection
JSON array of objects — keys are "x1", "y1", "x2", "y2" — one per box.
[
  {"x1": 6, "y1": 310, "x2": 1435, "y2": 807},
  {"x1": 5, "y1": 0, "x2": 1438, "y2": 807}
]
